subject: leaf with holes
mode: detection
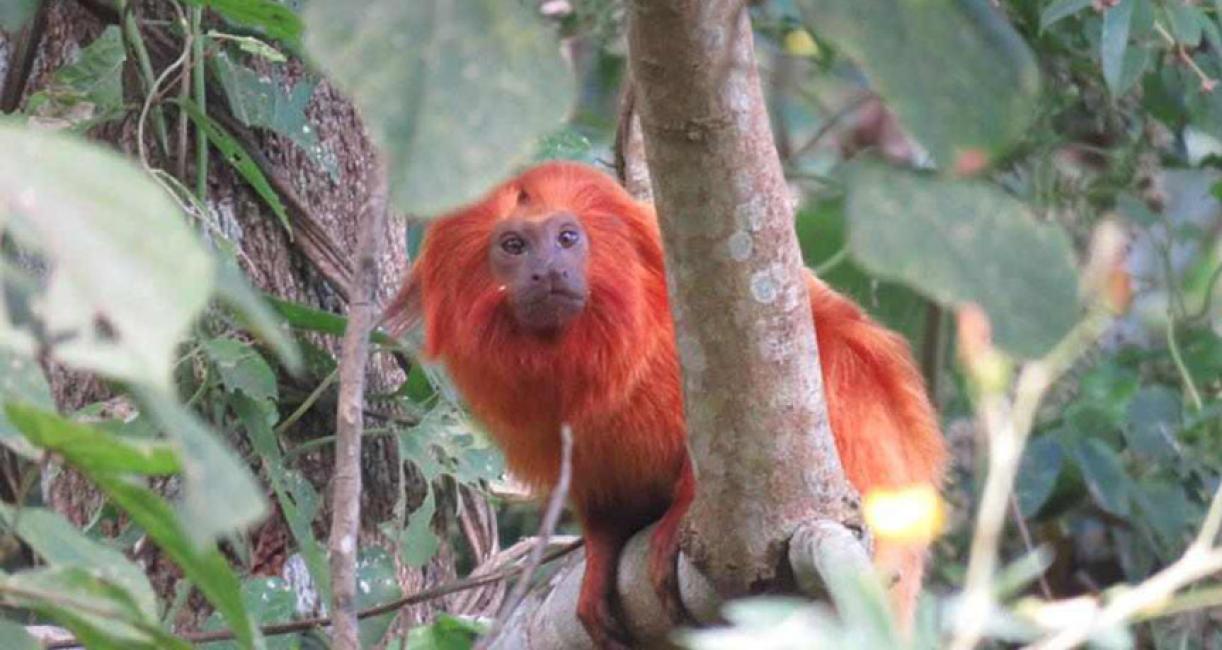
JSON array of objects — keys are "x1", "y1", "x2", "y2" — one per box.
[
  {"x1": 177, "y1": 99, "x2": 292, "y2": 235},
  {"x1": 204, "y1": 337, "x2": 278, "y2": 410},
  {"x1": 304, "y1": 0, "x2": 575, "y2": 215}
]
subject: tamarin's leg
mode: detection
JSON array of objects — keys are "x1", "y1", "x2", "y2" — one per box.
[
  {"x1": 648, "y1": 455, "x2": 695, "y2": 625},
  {"x1": 576, "y1": 517, "x2": 635, "y2": 650}
]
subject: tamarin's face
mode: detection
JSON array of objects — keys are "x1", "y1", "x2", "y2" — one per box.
[{"x1": 488, "y1": 209, "x2": 590, "y2": 335}]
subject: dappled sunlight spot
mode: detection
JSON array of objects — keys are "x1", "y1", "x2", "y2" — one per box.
[{"x1": 863, "y1": 484, "x2": 946, "y2": 545}]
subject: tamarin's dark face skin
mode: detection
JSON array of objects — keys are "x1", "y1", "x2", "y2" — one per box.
[{"x1": 489, "y1": 212, "x2": 589, "y2": 335}]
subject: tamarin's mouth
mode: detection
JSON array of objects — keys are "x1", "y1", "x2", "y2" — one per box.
[{"x1": 513, "y1": 291, "x2": 586, "y2": 333}]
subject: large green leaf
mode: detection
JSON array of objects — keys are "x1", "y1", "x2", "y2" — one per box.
[
  {"x1": 0, "y1": 505, "x2": 159, "y2": 619},
  {"x1": 0, "y1": 123, "x2": 214, "y2": 389},
  {"x1": 6, "y1": 405, "x2": 180, "y2": 475},
  {"x1": 1, "y1": 566, "x2": 188, "y2": 650},
  {"x1": 180, "y1": 0, "x2": 302, "y2": 48},
  {"x1": 139, "y1": 393, "x2": 268, "y2": 546},
  {"x1": 0, "y1": 349, "x2": 53, "y2": 459},
  {"x1": 0, "y1": 0, "x2": 36, "y2": 30},
  {"x1": 798, "y1": 0, "x2": 1040, "y2": 171},
  {"x1": 845, "y1": 165, "x2": 1080, "y2": 358},
  {"x1": 303, "y1": 0, "x2": 575, "y2": 215},
  {"x1": 0, "y1": 619, "x2": 39, "y2": 650},
  {"x1": 92, "y1": 476, "x2": 262, "y2": 650}
]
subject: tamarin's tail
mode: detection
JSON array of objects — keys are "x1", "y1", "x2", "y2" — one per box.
[{"x1": 805, "y1": 271, "x2": 947, "y2": 487}]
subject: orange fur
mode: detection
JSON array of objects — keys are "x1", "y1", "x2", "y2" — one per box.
[{"x1": 385, "y1": 161, "x2": 947, "y2": 638}]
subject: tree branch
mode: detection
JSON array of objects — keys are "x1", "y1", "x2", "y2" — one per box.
[{"x1": 326, "y1": 157, "x2": 388, "y2": 649}]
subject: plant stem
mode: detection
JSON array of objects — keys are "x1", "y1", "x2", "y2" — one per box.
[{"x1": 191, "y1": 5, "x2": 209, "y2": 201}]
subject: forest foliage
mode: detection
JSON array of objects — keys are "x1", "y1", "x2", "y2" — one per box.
[{"x1": 0, "y1": 0, "x2": 1219, "y2": 648}]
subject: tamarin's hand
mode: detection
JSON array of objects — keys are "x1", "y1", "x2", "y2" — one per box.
[{"x1": 383, "y1": 162, "x2": 947, "y2": 648}]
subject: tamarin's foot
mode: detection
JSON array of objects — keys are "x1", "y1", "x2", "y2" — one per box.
[
  {"x1": 648, "y1": 522, "x2": 693, "y2": 627},
  {"x1": 575, "y1": 589, "x2": 633, "y2": 650}
]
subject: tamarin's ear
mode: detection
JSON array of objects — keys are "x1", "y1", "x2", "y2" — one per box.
[{"x1": 380, "y1": 270, "x2": 423, "y2": 341}]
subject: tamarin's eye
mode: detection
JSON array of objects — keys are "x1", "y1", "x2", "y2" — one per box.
[
  {"x1": 500, "y1": 234, "x2": 527, "y2": 255},
  {"x1": 558, "y1": 229, "x2": 580, "y2": 248}
]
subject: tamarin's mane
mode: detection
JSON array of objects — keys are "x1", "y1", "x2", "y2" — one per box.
[{"x1": 383, "y1": 161, "x2": 946, "y2": 643}]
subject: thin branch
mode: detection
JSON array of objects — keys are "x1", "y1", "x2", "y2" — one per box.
[
  {"x1": 788, "y1": 92, "x2": 874, "y2": 161},
  {"x1": 1009, "y1": 493, "x2": 1053, "y2": 600},
  {"x1": 43, "y1": 540, "x2": 584, "y2": 649},
  {"x1": 326, "y1": 158, "x2": 389, "y2": 649},
  {"x1": 479, "y1": 424, "x2": 574, "y2": 647}
]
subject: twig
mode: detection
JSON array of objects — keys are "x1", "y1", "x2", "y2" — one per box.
[
  {"x1": 478, "y1": 424, "x2": 575, "y2": 648},
  {"x1": 190, "y1": 4, "x2": 208, "y2": 200},
  {"x1": 951, "y1": 308, "x2": 1113, "y2": 650},
  {"x1": 274, "y1": 368, "x2": 339, "y2": 436},
  {"x1": 44, "y1": 540, "x2": 584, "y2": 648},
  {"x1": 326, "y1": 157, "x2": 389, "y2": 649},
  {"x1": 0, "y1": 0, "x2": 50, "y2": 113},
  {"x1": 1165, "y1": 323, "x2": 1204, "y2": 412},
  {"x1": 1028, "y1": 485, "x2": 1222, "y2": 650},
  {"x1": 1009, "y1": 493, "x2": 1054, "y2": 600},
  {"x1": 789, "y1": 92, "x2": 874, "y2": 161},
  {"x1": 119, "y1": 0, "x2": 171, "y2": 157}
]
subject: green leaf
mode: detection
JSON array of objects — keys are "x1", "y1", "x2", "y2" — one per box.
[
  {"x1": 5, "y1": 403, "x2": 180, "y2": 475},
  {"x1": 1133, "y1": 480, "x2": 1197, "y2": 558},
  {"x1": 0, "y1": 505, "x2": 159, "y2": 619},
  {"x1": 1069, "y1": 437, "x2": 1131, "y2": 517},
  {"x1": 2, "y1": 566, "x2": 188, "y2": 650},
  {"x1": 203, "y1": 578, "x2": 300, "y2": 650},
  {"x1": 265, "y1": 295, "x2": 398, "y2": 346},
  {"x1": 355, "y1": 547, "x2": 402, "y2": 648},
  {"x1": 176, "y1": 98, "x2": 292, "y2": 235},
  {"x1": 404, "y1": 614, "x2": 485, "y2": 650},
  {"x1": 1101, "y1": 0, "x2": 1135, "y2": 96},
  {"x1": 26, "y1": 27, "x2": 127, "y2": 130},
  {"x1": 0, "y1": 349, "x2": 53, "y2": 459},
  {"x1": 139, "y1": 393, "x2": 267, "y2": 546},
  {"x1": 233, "y1": 395, "x2": 330, "y2": 603},
  {"x1": 0, "y1": 619, "x2": 40, "y2": 650},
  {"x1": 180, "y1": 0, "x2": 302, "y2": 48},
  {"x1": 845, "y1": 165, "x2": 1080, "y2": 358},
  {"x1": 798, "y1": 0, "x2": 1040, "y2": 171},
  {"x1": 1123, "y1": 386, "x2": 1181, "y2": 460},
  {"x1": 1167, "y1": 3, "x2": 1204, "y2": 47},
  {"x1": 533, "y1": 128, "x2": 595, "y2": 164},
  {"x1": 93, "y1": 476, "x2": 262, "y2": 650},
  {"x1": 0, "y1": 0, "x2": 36, "y2": 30},
  {"x1": 212, "y1": 54, "x2": 336, "y2": 180},
  {"x1": 214, "y1": 255, "x2": 303, "y2": 374},
  {"x1": 2, "y1": 406, "x2": 259, "y2": 649},
  {"x1": 1040, "y1": 0, "x2": 1092, "y2": 31},
  {"x1": 204, "y1": 337, "x2": 279, "y2": 409},
  {"x1": 303, "y1": 0, "x2": 576, "y2": 215},
  {"x1": 1016, "y1": 436, "x2": 1064, "y2": 518},
  {"x1": 0, "y1": 123, "x2": 214, "y2": 389}
]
